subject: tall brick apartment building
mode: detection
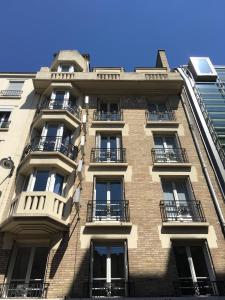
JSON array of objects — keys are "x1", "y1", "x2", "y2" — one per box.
[{"x1": 0, "y1": 50, "x2": 225, "y2": 299}]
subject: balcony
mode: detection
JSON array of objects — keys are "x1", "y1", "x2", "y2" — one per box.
[
  {"x1": 33, "y1": 100, "x2": 81, "y2": 131},
  {"x1": 0, "y1": 90, "x2": 22, "y2": 97},
  {"x1": 90, "y1": 280, "x2": 131, "y2": 297},
  {"x1": 86, "y1": 200, "x2": 130, "y2": 223},
  {"x1": 1, "y1": 191, "x2": 70, "y2": 234},
  {"x1": 0, "y1": 121, "x2": 10, "y2": 130},
  {"x1": 90, "y1": 148, "x2": 127, "y2": 168},
  {"x1": 33, "y1": 69, "x2": 183, "y2": 95},
  {"x1": 40, "y1": 99, "x2": 81, "y2": 119},
  {"x1": 151, "y1": 148, "x2": 191, "y2": 168},
  {"x1": 174, "y1": 279, "x2": 225, "y2": 297},
  {"x1": 19, "y1": 136, "x2": 78, "y2": 175},
  {"x1": 0, "y1": 282, "x2": 48, "y2": 298},
  {"x1": 93, "y1": 110, "x2": 124, "y2": 124},
  {"x1": 146, "y1": 110, "x2": 176, "y2": 121},
  {"x1": 160, "y1": 200, "x2": 207, "y2": 227}
]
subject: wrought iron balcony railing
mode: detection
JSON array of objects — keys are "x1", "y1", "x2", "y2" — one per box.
[
  {"x1": 146, "y1": 110, "x2": 176, "y2": 121},
  {"x1": 152, "y1": 148, "x2": 189, "y2": 163},
  {"x1": 93, "y1": 110, "x2": 123, "y2": 121},
  {"x1": 87, "y1": 200, "x2": 130, "y2": 222},
  {"x1": 174, "y1": 279, "x2": 225, "y2": 296},
  {"x1": 0, "y1": 121, "x2": 10, "y2": 128},
  {"x1": 0, "y1": 90, "x2": 22, "y2": 97},
  {"x1": 23, "y1": 136, "x2": 78, "y2": 160},
  {"x1": 40, "y1": 99, "x2": 81, "y2": 119},
  {"x1": 160, "y1": 200, "x2": 206, "y2": 222},
  {"x1": 0, "y1": 281, "x2": 49, "y2": 298},
  {"x1": 90, "y1": 148, "x2": 126, "y2": 163},
  {"x1": 90, "y1": 279, "x2": 129, "y2": 297}
]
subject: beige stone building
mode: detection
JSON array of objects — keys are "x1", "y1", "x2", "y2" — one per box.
[{"x1": 0, "y1": 50, "x2": 225, "y2": 299}]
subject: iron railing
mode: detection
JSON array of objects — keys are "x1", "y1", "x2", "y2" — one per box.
[
  {"x1": 160, "y1": 200, "x2": 206, "y2": 222},
  {"x1": 0, "y1": 121, "x2": 10, "y2": 129},
  {"x1": 23, "y1": 136, "x2": 78, "y2": 160},
  {"x1": 0, "y1": 90, "x2": 22, "y2": 97},
  {"x1": 87, "y1": 200, "x2": 130, "y2": 222},
  {"x1": 93, "y1": 110, "x2": 123, "y2": 121},
  {"x1": 174, "y1": 279, "x2": 225, "y2": 296},
  {"x1": 146, "y1": 110, "x2": 176, "y2": 121},
  {"x1": 40, "y1": 99, "x2": 81, "y2": 119},
  {"x1": 0, "y1": 282, "x2": 49, "y2": 298},
  {"x1": 152, "y1": 148, "x2": 189, "y2": 163},
  {"x1": 90, "y1": 279, "x2": 129, "y2": 297},
  {"x1": 90, "y1": 148, "x2": 126, "y2": 163}
]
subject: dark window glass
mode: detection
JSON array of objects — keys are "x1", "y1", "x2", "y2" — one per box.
[
  {"x1": 173, "y1": 246, "x2": 191, "y2": 277},
  {"x1": 190, "y1": 246, "x2": 209, "y2": 277},
  {"x1": 93, "y1": 246, "x2": 107, "y2": 278},
  {"x1": 55, "y1": 91, "x2": 65, "y2": 101},
  {"x1": 30, "y1": 247, "x2": 48, "y2": 280},
  {"x1": 53, "y1": 174, "x2": 64, "y2": 195},
  {"x1": 111, "y1": 245, "x2": 125, "y2": 278},
  {"x1": 11, "y1": 247, "x2": 31, "y2": 280},
  {"x1": 33, "y1": 171, "x2": 49, "y2": 191}
]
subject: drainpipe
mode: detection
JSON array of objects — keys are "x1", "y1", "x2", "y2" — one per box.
[{"x1": 180, "y1": 85, "x2": 225, "y2": 236}]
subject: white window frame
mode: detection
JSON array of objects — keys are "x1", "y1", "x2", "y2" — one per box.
[
  {"x1": 57, "y1": 64, "x2": 74, "y2": 73},
  {"x1": 8, "y1": 80, "x2": 24, "y2": 91},
  {"x1": 154, "y1": 134, "x2": 180, "y2": 162},
  {"x1": 189, "y1": 57, "x2": 217, "y2": 77},
  {"x1": 25, "y1": 169, "x2": 66, "y2": 196}
]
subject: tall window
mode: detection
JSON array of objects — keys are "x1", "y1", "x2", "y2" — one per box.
[
  {"x1": 93, "y1": 179, "x2": 123, "y2": 220},
  {"x1": 91, "y1": 241, "x2": 128, "y2": 297},
  {"x1": 7, "y1": 246, "x2": 48, "y2": 297},
  {"x1": 95, "y1": 133, "x2": 122, "y2": 162},
  {"x1": 161, "y1": 178, "x2": 197, "y2": 221},
  {"x1": 173, "y1": 242, "x2": 216, "y2": 296},
  {"x1": 0, "y1": 111, "x2": 11, "y2": 128},
  {"x1": 153, "y1": 134, "x2": 183, "y2": 162},
  {"x1": 148, "y1": 103, "x2": 173, "y2": 121},
  {"x1": 96, "y1": 101, "x2": 120, "y2": 121}
]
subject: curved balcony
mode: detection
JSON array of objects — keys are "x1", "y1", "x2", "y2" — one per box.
[
  {"x1": 1, "y1": 191, "x2": 70, "y2": 234},
  {"x1": 33, "y1": 99, "x2": 81, "y2": 130},
  {"x1": 19, "y1": 136, "x2": 78, "y2": 175}
]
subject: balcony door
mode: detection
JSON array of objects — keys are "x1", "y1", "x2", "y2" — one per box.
[
  {"x1": 148, "y1": 103, "x2": 169, "y2": 120},
  {"x1": 40, "y1": 124, "x2": 72, "y2": 153},
  {"x1": 173, "y1": 244, "x2": 216, "y2": 296},
  {"x1": 50, "y1": 90, "x2": 70, "y2": 109},
  {"x1": 90, "y1": 241, "x2": 128, "y2": 297},
  {"x1": 6, "y1": 246, "x2": 48, "y2": 297},
  {"x1": 96, "y1": 134, "x2": 121, "y2": 162},
  {"x1": 162, "y1": 179, "x2": 195, "y2": 221},
  {"x1": 154, "y1": 135, "x2": 179, "y2": 162},
  {"x1": 98, "y1": 102, "x2": 119, "y2": 120},
  {"x1": 94, "y1": 180, "x2": 123, "y2": 220}
]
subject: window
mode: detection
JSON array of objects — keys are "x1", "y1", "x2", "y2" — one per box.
[
  {"x1": 49, "y1": 90, "x2": 76, "y2": 110},
  {"x1": 6, "y1": 246, "x2": 48, "y2": 298},
  {"x1": 0, "y1": 111, "x2": 11, "y2": 128},
  {"x1": 96, "y1": 101, "x2": 121, "y2": 121},
  {"x1": 93, "y1": 179, "x2": 123, "y2": 220},
  {"x1": 95, "y1": 133, "x2": 122, "y2": 162},
  {"x1": 90, "y1": 241, "x2": 128, "y2": 297},
  {"x1": 153, "y1": 134, "x2": 183, "y2": 163},
  {"x1": 8, "y1": 81, "x2": 24, "y2": 91},
  {"x1": 161, "y1": 178, "x2": 199, "y2": 221},
  {"x1": 148, "y1": 103, "x2": 174, "y2": 121},
  {"x1": 173, "y1": 242, "x2": 216, "y2": 296},
  {"x1": 23, "y1": 170, "x2": 65, "y2": 196},
  {"x1": 57, "y1": 64, "x2": 74, "y2": 73}
]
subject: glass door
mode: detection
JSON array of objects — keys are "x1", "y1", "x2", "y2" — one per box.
[
  {"x1": 94, "y1": 180, "x2": 123, "y2": 220},
  {"x1": 173, "y1": 244, "x2": 216, "y2": 296},
  {"x1": 98, "y1": 135, "x2": 121, "y2": 162},
  {"x1": 162, "y1": 179, "x2": 193, "y2": 221},
  {"x1": 91, "y1": 242, "x2": 127, "y2": 297},
  {"x1": 154, "y1": 135, "x2": 178, "y2": 162},
  {"x1": 50, "y1": 91, "x2": 69, "y2": 109},
  {"x1": 7, "y1": 247, "x2": 48, "y2": 297},
  {"x1": 41, "y1": 124, "x2": 63, "y2": 151}
]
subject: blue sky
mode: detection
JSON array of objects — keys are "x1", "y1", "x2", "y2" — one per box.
[{"x1": 0, "y1": 0, "x2": 224, "y2": 72}]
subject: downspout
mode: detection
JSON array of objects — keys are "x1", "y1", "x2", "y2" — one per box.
[{"x1": 180, "y1": 85, "x2": 225, "y2": 236}]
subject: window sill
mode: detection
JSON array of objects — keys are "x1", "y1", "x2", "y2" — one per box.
[
  {"x1": 0, "y1": 95, "x2": 21, "y2": 99},
  {"x1": 153, "y1": 162, "x2": 192, "y2": 170},
  {"x1": 0, "y1": 127, "x2": 9, "y2": 131},
  {"x1": 146, "y1": 120, "x2": 179, "y2": 127}
]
